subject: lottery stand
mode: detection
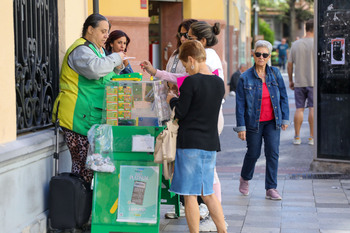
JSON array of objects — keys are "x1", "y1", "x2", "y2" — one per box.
[{"x1": 90, "y1": 74, "x2": 180, "y2": 233}]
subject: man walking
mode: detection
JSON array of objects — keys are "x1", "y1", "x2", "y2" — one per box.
[
  {"x1": 277, "y1": 38, "x2": 289, "y2": 72},
  {"x1": 288, "y1": 19, "x2": 314, "y2": 145},
  {"x1": 228, "y1": 64, "x2": 247, "y2": 96}
]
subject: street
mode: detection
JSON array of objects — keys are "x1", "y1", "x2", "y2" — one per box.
[
  {"x1": 218, "y1": 71, "x2": 315, "y2": 177},
  {"x1": 159, "y1": 71, "x2": 350, "y2": 233}
]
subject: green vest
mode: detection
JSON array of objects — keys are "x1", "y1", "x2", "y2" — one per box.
[{"x1": 52, "y1": 38, "x2": 114, "y2": 136}]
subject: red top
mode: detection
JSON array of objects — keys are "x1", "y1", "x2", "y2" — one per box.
[{"x1": 260, "y1": 83, "x2": 274, "y2": 122}]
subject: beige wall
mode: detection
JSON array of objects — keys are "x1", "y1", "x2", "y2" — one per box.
[
  {"x1": 0, "y1": 0, "x2": 16, "y2": 143},
  {"x1": 58, "y1": 0, "x2": 88, "y2": 67},
  {"x1": 0, "y1": 0, "x2": 89, "y2": 144},
  {"x1": 183, "y1": 0, "x2": 225, "y2": 20},
  {"x1": 89, "y1": 0, "x2": 148, "y2": 17},
  {"x1": 182, "y1": 0, "x2": 227, "y2": 86},
  {"x1": 107, "y1": 16, "x2": 150, "y2": 75},
  {"x1": 97, "y1": 0, "x2": 150, "y2": 76}
]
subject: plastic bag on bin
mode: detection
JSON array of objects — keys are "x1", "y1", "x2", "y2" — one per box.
[{"x1": 86, "y1": 124, "x2": 115, "y2": 173}]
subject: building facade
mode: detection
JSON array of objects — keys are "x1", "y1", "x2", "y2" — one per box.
[{"x1": 0, "y1": 0, "x2": 251, "y2": 232}]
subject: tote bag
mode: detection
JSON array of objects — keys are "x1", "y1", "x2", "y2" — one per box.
[{"x1": 154, "y1": 108, "x2": 178, "y2": 180}]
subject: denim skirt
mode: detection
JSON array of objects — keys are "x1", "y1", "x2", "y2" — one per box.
[{"x1": 169, "y1": 148, "x2": 216, "y2": 196}]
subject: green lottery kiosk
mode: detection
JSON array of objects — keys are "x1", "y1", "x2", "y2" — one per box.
[{"x1": 89, "y1": 78, "x2": 180, "y2": 233}]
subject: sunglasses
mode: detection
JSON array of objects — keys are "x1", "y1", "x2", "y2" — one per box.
[
  {"x1": 188, "y1": 36, "x2": 197, "y2": 41},
  {"x1": 177, "y1": 32, "x2": 189, "y2": 39},
  {"x1": 255, "y1": 52, "x2": 270, "y2": 58}
]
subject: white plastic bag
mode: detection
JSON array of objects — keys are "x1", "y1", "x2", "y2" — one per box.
[{"x1": 86, "y1": 124, "x2": 115, "y2": 173}]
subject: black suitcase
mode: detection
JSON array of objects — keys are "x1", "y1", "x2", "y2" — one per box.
[
  {"x1": 48, "y1": 103, "x2": 93, "y2": 232},
  {"x1": 48, "y1": 173, "x2": 92, "y2": 231}
]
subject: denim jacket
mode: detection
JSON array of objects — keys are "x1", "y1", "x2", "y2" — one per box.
[
  {"x1": 234, "y1": 65, "x2": 289, "y2": 133},
  {"x1": 120, "y1": 63, "x2": 134, "y2": 75}
]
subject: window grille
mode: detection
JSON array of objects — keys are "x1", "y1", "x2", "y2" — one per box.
[{"x1": 14, "y1": 0, "x2": 59, "y2": 133}]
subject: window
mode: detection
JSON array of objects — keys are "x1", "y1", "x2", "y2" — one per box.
[{"x1": 14, "y1": 0, "x2": 59, "y2": 134}]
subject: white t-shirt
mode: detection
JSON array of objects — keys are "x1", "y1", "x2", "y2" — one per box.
[{"x1": 205, "y1": 48, "x2": 224, "y2": 81}]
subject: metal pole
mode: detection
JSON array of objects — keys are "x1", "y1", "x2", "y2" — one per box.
[
  {"x1": 254, "y1": 0, "x2": 259, "y2": 39},
  {"x1": 93, "y1": 0, "x2": 99, "y2": 14},
  {"x1": 226, "y1": 0, "x2": 231, "y2": 78}
]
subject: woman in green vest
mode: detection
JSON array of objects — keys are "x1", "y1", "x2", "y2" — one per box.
[{"x1": 52, "y1": 13, "x2": 125, "y2": 184}]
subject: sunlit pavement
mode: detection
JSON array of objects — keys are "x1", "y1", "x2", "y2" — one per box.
[{"x1": 159, "y1": 70, "x2": 350, "y2": 233}]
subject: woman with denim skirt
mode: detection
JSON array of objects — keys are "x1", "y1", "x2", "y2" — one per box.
[
  {"x1": 234, "y1": 40, "x2": 289, "y2": 200},
  {"x1": 167, "y1": 40, "x2": 227, "y2": 233}
]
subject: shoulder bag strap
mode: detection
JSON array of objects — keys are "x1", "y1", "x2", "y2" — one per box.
[{"x1": 170, "y1": 54, "x2": 180, "y2": 73}]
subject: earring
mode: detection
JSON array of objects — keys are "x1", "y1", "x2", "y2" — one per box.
[{"x1": 191, "y1": 65, "x2": 194, "y2": 70}]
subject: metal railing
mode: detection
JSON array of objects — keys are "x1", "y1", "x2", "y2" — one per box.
[{"x1": 14, "y1": 0, "x2": 59, "y2": 134}]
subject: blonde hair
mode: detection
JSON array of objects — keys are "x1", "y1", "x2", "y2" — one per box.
[{"x1": 179, "y1": 40, "x2": 206, "y2": 63}]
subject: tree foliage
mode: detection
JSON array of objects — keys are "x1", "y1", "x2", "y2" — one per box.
[
  {"x1": 254, "y1": 0, "x2": 314, "y2": 43},
  {"x1": 259, "y1": 18, "x2": 275, "y2": 45}
]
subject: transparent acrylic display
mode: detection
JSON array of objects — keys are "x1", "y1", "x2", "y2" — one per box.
[{"x1": 103, "y1": 80, "x2": 170, "y2": 126}]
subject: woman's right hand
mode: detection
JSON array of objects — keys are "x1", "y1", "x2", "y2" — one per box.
[
  {"x1": 117, "y1": 51, "x2": 125, "y2": 60},
  {"x1": 238, "y1": 131, "x2": 246, "y2": 141},
  {"x1": 168, "y1": 83, "x2": 179, "y2": 96},
  {"x1": 140, "y1": 60, "x2": 157, "y2": 76},
  {"x1": 166, "y1": 91, "x2": 178, "y2": 104}
]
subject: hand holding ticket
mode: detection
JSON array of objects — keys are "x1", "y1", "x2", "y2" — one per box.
[{"x1": 123, "y1": 56, "x2": 136, "y2": 60}]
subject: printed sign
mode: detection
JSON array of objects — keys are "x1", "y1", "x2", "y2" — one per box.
[
  {"x1": 331, "y1": 38, "x2": 345, "y2": 65},
  {"x1": 141, "y1": 0, "x2": 147, "y2": 9},
  {"x1": 117, "y1": 165, "x2": 159, "y2": 223}
]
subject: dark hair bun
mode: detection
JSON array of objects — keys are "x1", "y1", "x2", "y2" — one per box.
[{"x1": 213, "y1": 22, "x2": 221, "y2": 35}]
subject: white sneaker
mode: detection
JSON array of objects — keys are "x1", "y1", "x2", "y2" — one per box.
[
  {"x1": 308, "y1": 137, "x2": 314, "y2": 145},
  {"x1": 199, "y1": 216, "x2": 228, "y2": 232},
  {"x1": 164, "y1": 202, "x2": 185, "y2": 219},
  {"x1": 199, "y1": 203, "x2": 209, "y2": 220},
  {"x1": 199, "y1": 216, "x2": 216, "y2": 232},
  {"x1": 229, "y1": 91, "x2": 236, "y2": 96},
  {"x1": 293, "y1": 136, "x2": 301, "y2": 145}
]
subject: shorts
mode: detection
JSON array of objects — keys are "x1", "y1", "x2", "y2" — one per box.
[
  {"x1": 169, "y1": 149, "x2": 216, "y2": 196},
  {"x1": 295, "y1": 87, "x2": 313, "y2": 108}
]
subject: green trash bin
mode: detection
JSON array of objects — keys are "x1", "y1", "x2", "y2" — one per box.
[{"x1": 91, "y1": 126, "x2": 165, "y2": 233}]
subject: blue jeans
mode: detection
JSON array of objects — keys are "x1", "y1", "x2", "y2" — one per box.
[
  {"x1": 279, "y1": 55, "x2": 286, "y2": 70},
  {"x1": 240, "y1": 120, "x2": 280, "y2": 190}
]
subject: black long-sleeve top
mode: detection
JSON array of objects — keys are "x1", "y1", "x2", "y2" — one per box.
[{"x1": 169, "y1": 73, "x2": 225, "y2": 151}]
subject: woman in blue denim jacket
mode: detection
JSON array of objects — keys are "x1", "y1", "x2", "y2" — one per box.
[
  {"x1": 105, "y1": 30, "x2": 134, "y2": 74},
  {"x1": 234, "y1": 40, "x2": 289, "y2": 200}
]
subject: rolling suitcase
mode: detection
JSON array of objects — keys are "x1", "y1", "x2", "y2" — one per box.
[{"x1": 48, "y1": 103, "x2": 93, "y2": 232}]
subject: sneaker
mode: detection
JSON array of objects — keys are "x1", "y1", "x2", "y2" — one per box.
[
  {"x1": 229, "y1": 91, "x2": 236, "y2": 97},
  {"x1": 239, "y1": 176, "x2": 249, "y2": 195},
  {"x1": 293, "y1": 136, "x2": 301, "y2": 145},
  {"x1": 199, "y1": 216, "x2": 228, "y2": 232},
  {"x1": 308, "y1": 137, "x2": 314, "y2": 145},
  {"x1": 164, "y1": 202, "x2": 185, "y2": 219},
  {"x1": 265, "y1": 189, "x2": 282, "y2": 200},
  {"x1": 199, "y1": 216, "x2": 216, "y2": 232},
  {"x1": 199, "y1": 203, "x2": 209, "y2": 220}
]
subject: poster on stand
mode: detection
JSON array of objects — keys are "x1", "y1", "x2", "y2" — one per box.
[
  {"x1": 117, "y1": 165, "x2": 159, "y2": 223},
  {"x1": 331, "y1": 38, "x2": 345, "y2": 65}
]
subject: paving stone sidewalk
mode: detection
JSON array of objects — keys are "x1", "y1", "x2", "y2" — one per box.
[{"x1": 159, "y1": 175, "x2": 350, "y2": 233}]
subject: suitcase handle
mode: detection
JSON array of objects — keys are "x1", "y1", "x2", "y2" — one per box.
[{"x1": 54, "y1": 101, "x2": 60, "y2": 176}]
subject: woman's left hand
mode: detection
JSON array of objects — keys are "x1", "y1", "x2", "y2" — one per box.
[{"x1": 281, "y1": 124, "x2": 288, "y2": 131}]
